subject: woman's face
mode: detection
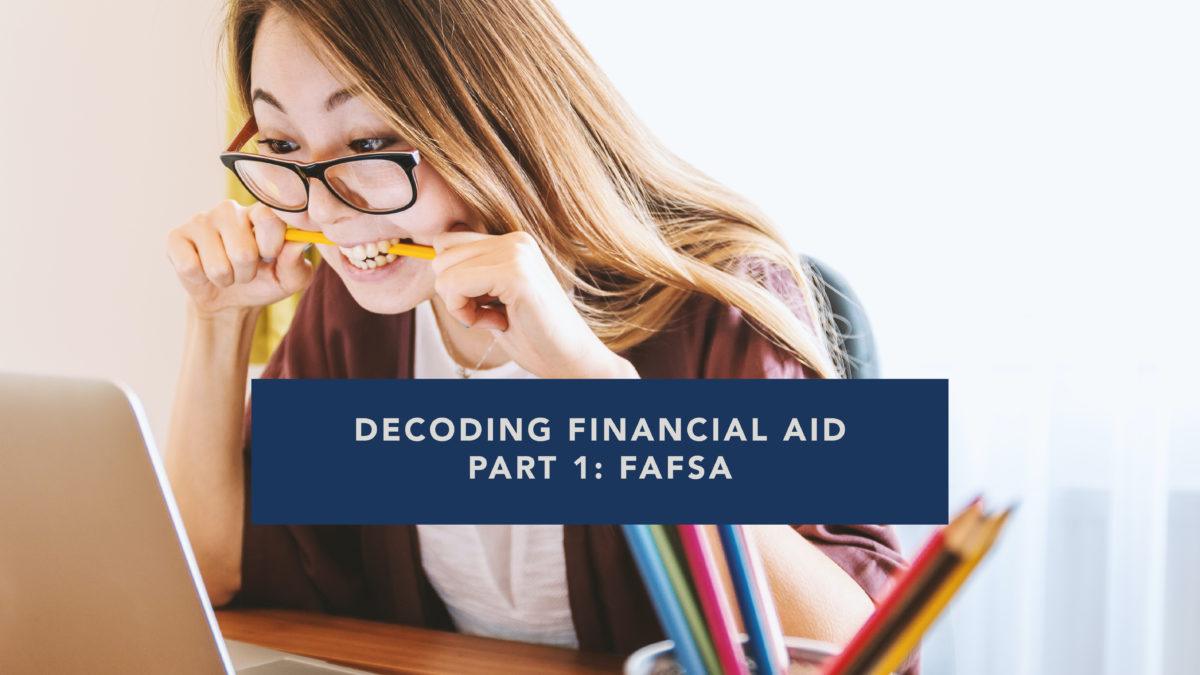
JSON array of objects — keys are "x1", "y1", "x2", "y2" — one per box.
[{"x1": 249, "y1": 7, "x2": 475, "y2": 314}]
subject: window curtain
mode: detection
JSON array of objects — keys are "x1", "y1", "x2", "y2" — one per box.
[{"x1": 897, "y1": 363, "x2": 1199, "y2": 675}]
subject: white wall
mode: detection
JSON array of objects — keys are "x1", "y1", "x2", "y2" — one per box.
[
  {"x1": 553, "y1": 0, "x2": 1199, "y2": 376},
  {"x1": 0, "y1": 0, "x2": 225, "y2": 441}
]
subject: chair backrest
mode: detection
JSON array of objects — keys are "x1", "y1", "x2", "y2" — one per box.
[{"x1": 804, "y1": 257, "x2": 880, "y2": 379}]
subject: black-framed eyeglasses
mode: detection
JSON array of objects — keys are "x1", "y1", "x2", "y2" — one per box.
[{"x1": 220, "y1": 117, "x2": 420, "y2": 215}]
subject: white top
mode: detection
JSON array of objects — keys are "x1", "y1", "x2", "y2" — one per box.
[{"x1": 412, "y1": 300, "x2": 579, "y2": 648}]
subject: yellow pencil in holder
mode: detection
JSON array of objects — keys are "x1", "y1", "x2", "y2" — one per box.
[{"x1": 283, "y1": 228, "x2": 436, "y2": 260}]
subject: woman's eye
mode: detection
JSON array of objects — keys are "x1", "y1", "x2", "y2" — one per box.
[
  {"x1": 260, "y1": 139, "x2": 299, "y2": 154},
  {"x1": 349, "y1": 137, "x2": 396, "y2": 153}
]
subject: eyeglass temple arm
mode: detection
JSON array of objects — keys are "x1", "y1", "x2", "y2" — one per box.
[{"x1": 227, "y1": 117, "x2": 258, "y2": 153}]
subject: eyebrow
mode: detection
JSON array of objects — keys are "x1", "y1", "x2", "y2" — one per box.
[
  {"x1": 251, "y1": 88, "x2": 286, "y2": 112},
  {"x1": 250, "y1": 87, "x2": 357, "y2": 114},
  {"x1": 324, "y1": 88, "x2": 356, "y2": 111}
]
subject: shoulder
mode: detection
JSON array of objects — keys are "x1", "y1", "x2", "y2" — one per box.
[{"x1": 624, "y1": 259, "x2": 825, "y2": 380}]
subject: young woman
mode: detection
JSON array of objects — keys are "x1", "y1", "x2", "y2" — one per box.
[{"x1": 165, "y1": 0, "x2": 908, "y2": 659}]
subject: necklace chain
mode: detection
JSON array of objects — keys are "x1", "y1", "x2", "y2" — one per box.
[
  {"x1": 456, "y1": 335, "x2": 499, "y2": 379},
  {"x1": 431, "y1": 304, "x2": 500, "y2": 379}
]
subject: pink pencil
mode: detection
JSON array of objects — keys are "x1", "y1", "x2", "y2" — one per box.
[{"x1": 678, "y1": 525, "x2": 752, "y2": 675}]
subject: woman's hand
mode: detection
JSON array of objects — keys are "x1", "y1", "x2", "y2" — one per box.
[
  {"x1": 167, "y1": 200, "x2": 314, "y2": 318},
  {"x1": 431, "y1": 229, "x2": 638, "y2": 379}
]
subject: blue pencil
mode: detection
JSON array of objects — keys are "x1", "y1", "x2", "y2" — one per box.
[
  {"x1": 718, "y1": 525, "x2": 789, "y2": 674},
  {"x1": 622, "y1": 525, "x2": 708, "y2": 674}
]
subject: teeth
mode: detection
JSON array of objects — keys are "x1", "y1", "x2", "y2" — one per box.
[{"x1": 339, "y1": 238, "x2": 409, "y2": 271}]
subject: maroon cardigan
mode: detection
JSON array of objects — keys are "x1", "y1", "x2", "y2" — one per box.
[{"x1": 233, "y1": 262, "x2": 910, "y2": 663}]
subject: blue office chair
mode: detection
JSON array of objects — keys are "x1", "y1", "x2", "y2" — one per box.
[{"x1": 804, "y1": 257, "x2": 879, "y2": 379}]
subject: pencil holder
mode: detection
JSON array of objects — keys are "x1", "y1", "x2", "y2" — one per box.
[{"x1": 623, "y1": 635, "x2": 840, "y2": 674}]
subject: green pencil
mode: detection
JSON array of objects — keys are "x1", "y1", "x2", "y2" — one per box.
[{"x1": 650, "y1": 525, "x2": 721, "y2": 674}]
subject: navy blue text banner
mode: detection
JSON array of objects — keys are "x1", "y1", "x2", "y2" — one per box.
[{"x1": 251, "y1": 379, "x2": 948, "y2": 524}]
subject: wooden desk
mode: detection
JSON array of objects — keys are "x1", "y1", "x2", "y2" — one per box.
[{"x1": 215, "y1": 608, "x2": 625, "y2": 674}]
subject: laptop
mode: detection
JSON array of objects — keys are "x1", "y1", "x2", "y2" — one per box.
[{"x1": 0, "y1": 373, "x2": 372, "y2": 674}]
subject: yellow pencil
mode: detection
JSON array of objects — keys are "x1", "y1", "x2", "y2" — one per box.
[
  {"x1": 283, "y1": 228, "x2": 436, "y2": 260},
  {"x1": 868, "y1": 508, "x2": 1013, "y2": 675}
]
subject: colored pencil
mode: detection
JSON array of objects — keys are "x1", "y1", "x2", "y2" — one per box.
[
  {"x1": 719, "y1": 525, "x2": 789, "y2": 675},
  {"x1": 742, "y1": 527, "x2": 789, "y2": 673},
  {"x1": 622, "y1": 525, "x2": 707, "y2": 675},
  {"x1": 821, "y1": 501, "x2": 983, "y2": 675},
  {"x1": 651, "y1": 525, "x2": 721, "y2": 674},
  {"x1": 868, "y1": 508, "x2": 1013, "y2": 675},
  {"x1": 284, "y1": 227, "x2": 436, "y2": 260},
  {"x1": 851, "y1": 506, "x2": 990, "y2": 674},
  {"x1": 678, "y1": 525, "x2": 751, "y2": 675}
]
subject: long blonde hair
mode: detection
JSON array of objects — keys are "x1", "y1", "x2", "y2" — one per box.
[{"x1": 227, "y1": 0, "x2": 843, "y2": 377}]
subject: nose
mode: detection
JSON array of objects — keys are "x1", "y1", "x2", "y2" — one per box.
[{"x1": 305, "y1": 177, "x2": 357, "y2": 228}]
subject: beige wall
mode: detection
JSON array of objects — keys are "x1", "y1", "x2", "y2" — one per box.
[{"x1": 0, "y1": 1, "x2": 225, "y2": 443}]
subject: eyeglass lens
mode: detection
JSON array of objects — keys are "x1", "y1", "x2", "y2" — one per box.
[
  {"x1": 233, "y1": 158, "x2": 413, "y2": 212},
  {"x1": 233, "y1": 160, "x2": 307, "y2": 210}
]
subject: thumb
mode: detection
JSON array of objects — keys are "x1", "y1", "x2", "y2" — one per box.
[{"x1": 275, "y1": 241, "x2": 315, "y2": 293}]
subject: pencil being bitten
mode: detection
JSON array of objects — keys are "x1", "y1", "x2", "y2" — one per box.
[{"x1": 283, "y1": 228, "x2": 436, "y2": 260}]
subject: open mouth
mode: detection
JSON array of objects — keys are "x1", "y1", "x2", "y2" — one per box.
[{"x1": 338, "y1": 237, "x2": 414, "y2": 270}]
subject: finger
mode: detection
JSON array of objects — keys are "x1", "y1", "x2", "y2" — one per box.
[
  {"x1": 166, "y1": 230, "x2": 212, "y2": 291},
  {"x1": 249, "y1": 202, "x2": 288, "y2": 262},
  {"x1": 430, "y1": 239, "x2": 513, "y2": 276},
  {"x1": 216, "y1": 207, "x2": 261, "y2": 284},
  {"x1": 431, "y1": 229, "x2": 492, "y2": 255},
  {"x1": 471, "y1": 305, "x2": 509, "y2": 332},
  {"x1": 190, "y1": 223, "x2": 235, "y2": 288},
  {"x1": 435, "y1": 264, "x2": 508, "y2": 326},
  {"x1": 274, "y1": 240, "x2": 314, "y2": 294}
]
